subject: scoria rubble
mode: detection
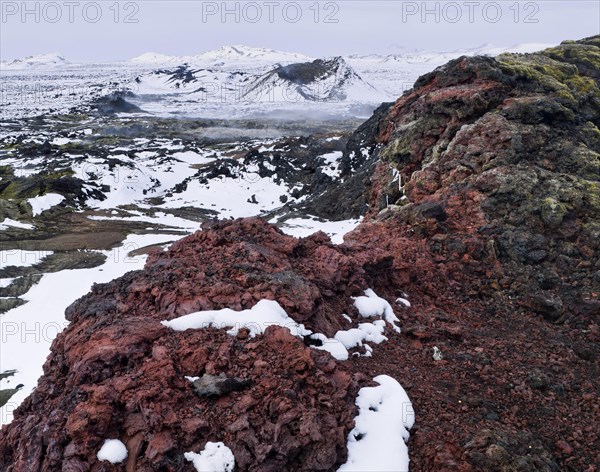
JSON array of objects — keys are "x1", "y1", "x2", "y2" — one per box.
[{"x1": 1, "y1": 36, "x2": 599, "y2": 471}]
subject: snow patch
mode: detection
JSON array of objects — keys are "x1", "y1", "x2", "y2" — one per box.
[
  {"x1": 0, "y1": 219, "x2": 34, "y2": 231},
  {"x1": 97, "y1": 439, "x2": 128, "y2": 464},
  {"x1": 354, "y1": 289, "x2": 401, "y2": 333},
  {"x1": 279, "y1": 216, "x2": 361, "y2": 244},
  {"x1": 88, "y1": 212, "x2": 199, "y2": 232},
  {"x1": 185, "y1": 442, "x2": 235, "y2": 472},
  {"x1": 28, "y1": 194, "x2": 65, "y2": 216},
  {"x1": 1, "y1": 250, "x2": 53, "y2": 269},
  {"x1": 0, "y1": 278, "x2": 15, "y2": 288},
  {"x1": 51, "y1": 137, "x2": 72, "y2": 146},
  {"x1": 162, "y1": 299, "x2": 310, "y2": 337},
  {"x1": 338, "y1": 375, "x2": 414, "y2": 472}
]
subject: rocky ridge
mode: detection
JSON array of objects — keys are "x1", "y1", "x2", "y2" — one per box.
[{"x1": 1, "y1": 36, "x2": 599, "y2": 471}]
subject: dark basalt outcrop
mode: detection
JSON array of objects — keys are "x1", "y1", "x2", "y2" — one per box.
[
  {"x1": 273, "y1": 58, "x2": 352, "y2": 86},
  {"x1": 297, "y1": 101, "x2": 395, "y2": 220},
  {"x1": 92, "y1": 92, "x2": 145, "y2": 116},
  {"x1": 1, "y1": 37, "x2": 599, "y2": 471}
]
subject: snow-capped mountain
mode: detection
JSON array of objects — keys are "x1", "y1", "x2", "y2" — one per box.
[
  {"x1": 347, "y1": 42, "x2": 557, "y2": 65},
  {"x1": 1, "y1": 42, "x2": 558, "y2": 119},
  {"x1": 242, "y1": 57, "x2": 386, "y2": 102},
  {"x1": 133, "y1": 56, "x2": 386, "y2": 105},
  {"x1": 130, "y1": 52, "x2": 184, "y2": 66},
  {"x1": 0, "y1": 53, "x2": 69, "y2": 70},
  {"x1": 194, "y1": 45, "x2": 312, "y2": 63},
  {"x1": 131, "y1": 45, "x2": 313, "y2": 67}
]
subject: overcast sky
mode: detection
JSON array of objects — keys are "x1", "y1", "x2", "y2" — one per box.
[{"x1": 1, "y1": 1, "x2": 598, "y2": 61}]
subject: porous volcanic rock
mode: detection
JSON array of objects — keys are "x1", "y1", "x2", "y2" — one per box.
[
  {"x1": 370, "y1": 35, "x2": 600, "y2": 325},
  {"x1": 0, "y1": 218, "x2": 396, "y2": 472},
  {"x1": 2, "y1": 37, "x2": 600, "y2": 472},
  {"x1": 341, "y1": 35, "x2": 600, "y2": 470}
]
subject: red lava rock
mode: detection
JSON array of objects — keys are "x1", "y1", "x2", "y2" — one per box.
[
  {"x1": 2, "y1": 37, "x2": 600, "y2": 472},
  {"x1": 145, "y1": 431, "x2": 176, "y2": 461},
  {"x1": 556, "y1": 440, "x2": 574, "y2": 455},
  {"x1": 1, "y1": 218, "x2": 394, "y2": 472}
]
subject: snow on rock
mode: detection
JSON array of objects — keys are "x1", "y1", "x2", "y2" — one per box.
[
  {"x1": 279, "y1": 217, "x2": 361, "y2": 244},
  {"x1": 309, "y1": 333, "x2": 351, "y2": 361},
  {"x1": 319, "y1": 150, "x2": 343, "y2": 178},
  {"x1": 353, "y1": 289, "x2": 401, "y2": 333},
  {"x1": 396, "y1": 297, "x2": 411, "y2": 308},
  {"x1": 162, "y1": 300, "x2": 353, "y2": 360},
  {"x1": 27, "y1": 194, "x2": 65, "y2": 216},
  {"x1": 184, "y1": 442, "x2": 235, "y2": 472},
  {"x1": 161, "y1": 299, "x2": 311, "y2": 338},
  {"x1": 97, "y1": 439, "x2": 128, "y2": 464},
  {"x1": 162, "y1": 291, "x2": 404, "y2": 362},
  {"x1": 338, "y1": 375, "x2": 414, "y2": 472},
  {"x1": 334, "y1": 320, "x2": 387, "y2": 352}
]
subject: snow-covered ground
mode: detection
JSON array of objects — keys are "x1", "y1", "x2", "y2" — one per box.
[
  {"x1": 0, "y1": 126, "x2": 365, "y2": 425},
  {"x1": 1, "y1": 43, "x2": 556, "y2": 120},
  {"x1": 0, "y1": 233, "x2": 180, "y2": 425},
  {"x1": 0, "y1": 62, "x2": 143, "y2": 119}
]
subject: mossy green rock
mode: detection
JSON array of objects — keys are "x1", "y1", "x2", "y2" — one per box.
[{"x1": 376, "y1": 35, "x2": 600, "y2": 322}]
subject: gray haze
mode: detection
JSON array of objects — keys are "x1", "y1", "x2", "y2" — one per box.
[{"x1": 1, "y1": 1, "x2": 599, "y2": 61}]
